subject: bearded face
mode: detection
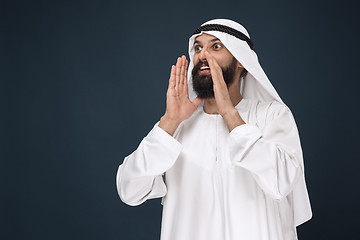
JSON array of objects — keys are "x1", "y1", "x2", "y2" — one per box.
[{"x1": 191, "y1": 57, "x2": 238, "y2": 99}]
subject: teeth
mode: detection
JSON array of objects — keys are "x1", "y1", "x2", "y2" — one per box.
[{"x1": 200, "y1": 66, "x2": 210, "y2": 70}]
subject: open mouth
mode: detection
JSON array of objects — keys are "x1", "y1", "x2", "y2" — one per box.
[{"x1": 200, "y1": 66, "x2": 210, "y2": 71}]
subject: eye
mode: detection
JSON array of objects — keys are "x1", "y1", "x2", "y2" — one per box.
[
  {"x1": 194, "y1": 45, "x2": 202, "y2": 53},
  {"x1": 213, "y1": 43, "x2": 222, "y2": 50}
]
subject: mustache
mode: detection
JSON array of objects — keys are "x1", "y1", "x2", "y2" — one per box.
[
  {"x1": 192, "y1": 60, "x2": 209, "y2": 75},
  {"x1": 195, "y1": 60, "x2": 209, "y2": 68}
]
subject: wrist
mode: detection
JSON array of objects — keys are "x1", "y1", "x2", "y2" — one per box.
[
  {"x1": 159, "y1": 114, "x2": 181, "y2": 136},
  {"x1": 221, "y1": 107, "x2": 238, "y2": 119},
  {"x1": 222, "y1": 108, "x2": 245, "y2": 132}
]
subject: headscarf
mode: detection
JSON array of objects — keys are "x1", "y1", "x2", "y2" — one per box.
[{"x1": 187, "y1": 19, "x2": 312, "y2": 227}]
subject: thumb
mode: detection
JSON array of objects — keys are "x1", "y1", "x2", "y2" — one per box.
[{"x1": 192, "y1": 97, "x2": 204, "y2": 108}]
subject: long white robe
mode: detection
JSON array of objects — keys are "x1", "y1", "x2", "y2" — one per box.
[{"x1": 117, "y1": 98, "x2": 307, "y2": 240}]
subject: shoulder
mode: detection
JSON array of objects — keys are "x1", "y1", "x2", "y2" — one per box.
[
  {"x1": 238, "y1": 99, "x2": 291, "y2": 128},
  {"x1": 240, "y1": 98, "x2": 288, "y2": 115},
  {"x1": 262, "y1": 101, "x2": 289, "y2": 119}
]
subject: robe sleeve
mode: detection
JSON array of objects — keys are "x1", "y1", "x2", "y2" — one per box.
[
  {"x1": 229, "y1": 103, "x2": 303, "y2": 200},
  {"x1": 116, "y1": 124, "x2": 183, "y2": 206}
]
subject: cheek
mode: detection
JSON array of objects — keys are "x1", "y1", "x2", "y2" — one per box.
[
  {"x1": 212, "y1": 53, "x2": 228, "y2": 64},
  {"x1": 214, "y1": 58, "x2": 228, "y2": 69},
  {"x1": 220, "y1": 57, "x2": 234, "y2": 69},
  {"x1": 193, "y1": 58, "x2": 199, "y2": 66},
  {"x1": 193, "y1": 54, "x2": 201, "y2": 64}
]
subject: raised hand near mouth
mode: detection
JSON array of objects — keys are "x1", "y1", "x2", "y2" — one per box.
[
  {"x1": 159, "y1": 55, "x2": 203, "y2": 136},
  {"x1": 204, "y1": 51, "x2": 245, "y2": 131}
]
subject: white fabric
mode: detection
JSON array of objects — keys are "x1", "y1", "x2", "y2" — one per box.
[
  {"x1": 117, "y1": 99, "x2": 307, "y2": 239},
  {"x1": 187, "y1": 19, "x2": 311, "y2": 227},
  {"x1": 117, "y1": 18, "x2": 311, "y2": 239}
]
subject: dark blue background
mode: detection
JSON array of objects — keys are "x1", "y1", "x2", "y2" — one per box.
[{"x1": 2, "y1": 0, "x2": 359, "y2": 239}]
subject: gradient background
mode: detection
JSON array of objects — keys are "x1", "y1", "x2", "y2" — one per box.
[{"x1": 2, "y1": 0, "x2": 360, "y2": 239}]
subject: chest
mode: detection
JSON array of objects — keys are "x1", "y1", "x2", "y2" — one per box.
[{"x1": 175, "y1": 115, "x2": 233, "y2": 171}]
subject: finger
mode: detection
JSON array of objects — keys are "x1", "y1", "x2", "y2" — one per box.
[
  {"x1": 179, "y1": 55, "x2": 186, "y2": 86},
  {"x1": 204, "y1": 51, "x2": 221, "y2": 72},
  {"x1": 175, "y1": 57, "x2": 182, "y2": 87},
  {"x1": 169, "y1": 65, "x2": 176, "y2": 89},
  {"x1": 178, "y1": 56, "x2": 187, "y2": 95},
  {"x1": 184, "y1": 57, "x2": 188, "y2": 82},
  {"x1": 205, "y1": 51, "x2": 225, "y2": 86},
  {"x1": 183, "y1": 58, "x2": 189, "y2": 93}
]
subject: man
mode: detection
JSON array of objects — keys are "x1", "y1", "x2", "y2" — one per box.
[{"x1": 116, "y1": 19, "x2": 312, "y2": 240}]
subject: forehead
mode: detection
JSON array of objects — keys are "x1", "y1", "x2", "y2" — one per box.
[{"x1": 194, "y1": 33, "x2": 221, "y2": 44}]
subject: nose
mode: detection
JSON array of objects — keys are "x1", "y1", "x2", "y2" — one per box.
[{"x1": 198, "y1": 49, "x2": 207, "y2": 62}]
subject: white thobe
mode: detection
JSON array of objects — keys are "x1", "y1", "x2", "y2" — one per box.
[{"x1": 117, "y1": 98, "x2": 305, "y2": 240}]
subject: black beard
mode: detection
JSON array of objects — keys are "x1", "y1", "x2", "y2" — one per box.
[{"x1": 191, "y1": 58, "x2": 237, "y2": 99}]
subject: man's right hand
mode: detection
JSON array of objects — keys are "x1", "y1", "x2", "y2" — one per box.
[{"x1": 159, "y1": 55, "x2": 203, "y2": 136}]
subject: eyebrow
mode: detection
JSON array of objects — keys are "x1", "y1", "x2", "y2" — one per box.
[{"x1": 193, "y1": 38, "x2": 220, "y2": 45}]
